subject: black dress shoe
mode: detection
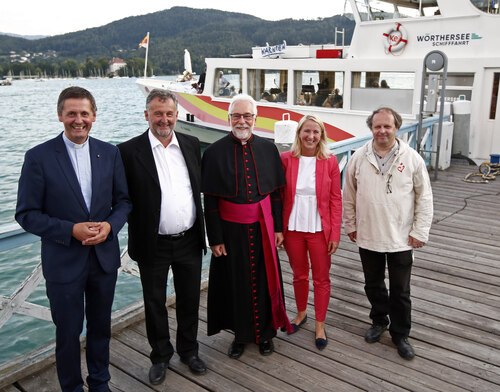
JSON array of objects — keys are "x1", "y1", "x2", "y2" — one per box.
[
  {"x1": 259, "y1": 339, "x2": 274, "y2": 356},
  {"x1": 288, "y1": 315, "x2": 308, "y2": 335},
  {"x1": 393, "y1": 337, "x2": 415, "y2": 360},
  {"x1": 180, "y1": 355, "x2": 207, "y2": 374},
  {"x1": 364, "y1": 324, "x2": 387, "y2": 343},
  {"x1": 315, "y1": 330, "x2": 328, "y2": 351},
  {"x1": 148, "y1": 362, "x2": 168, "y2": 385},
  {"x1": 228, "y1": 340, "x2": 245, "y2": 359}
]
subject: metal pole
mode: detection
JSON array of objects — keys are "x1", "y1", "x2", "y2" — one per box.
[
  {"x1": 433, "y1": 59, "x2": 448, "y2": 181},
  {"x1": 143, "y1": 32, "x2": 150, "y2": 78},
  {"x1": 419, "y1": 51, "x2": 448, "y2": 180},
  {"x1": 417, "y1": 60, "x2": 427, "y2": 154}
]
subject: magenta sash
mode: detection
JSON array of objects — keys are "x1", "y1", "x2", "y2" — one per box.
[{"x1": 219, "y1": 196, "x2": 293, "y2": 334}]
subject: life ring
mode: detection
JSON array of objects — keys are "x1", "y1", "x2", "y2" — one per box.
[{"x1": 383, "y1": 23, "x2": 408, "y2": 55}]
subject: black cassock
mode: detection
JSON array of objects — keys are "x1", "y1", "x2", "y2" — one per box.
[{"x1": 201, "y1": 133, "x2": 288, "y2": 343}]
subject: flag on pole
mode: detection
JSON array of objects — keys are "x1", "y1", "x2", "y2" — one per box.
[
  {"x1": 139, "y1": 35, "x2": 149, "y2": 48},
  {"x1": 140, "y1": 32, "x2": 150, "y2": 77}
]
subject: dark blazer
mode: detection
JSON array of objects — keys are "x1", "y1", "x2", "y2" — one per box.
[
  {"x1": 15, "y1": 133, "x2": 131, "y2": 283},
  {"x1": 118, "y1": 130, "x2": 206, "y2": 262}
]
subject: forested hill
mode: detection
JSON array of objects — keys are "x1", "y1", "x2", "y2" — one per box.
[{"x1": 0, "y1": 6, "x2": 355, "y2": 75}]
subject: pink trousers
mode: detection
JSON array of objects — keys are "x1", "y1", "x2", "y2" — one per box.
[{"x1": 284, "y1": 230, "x2": 332, "y2": 322}]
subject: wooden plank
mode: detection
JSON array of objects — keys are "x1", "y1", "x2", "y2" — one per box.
[
  {"x1": 121, "y1": 319, "x2": 297, "y2": 391},
  {"x1": 0, "y1": 342, "x2": 56, "y2": 389},
  {"x1": 332, "y1": 254, "x2": 500, "y2": 309},
  {"x1": 5, "y1": 163, "x2": 500, "y2": 392},
  {"x1": 282, "y1": 258, "x2": 498, "y2": 390},
  {"x1": 328, "y1": 264, "x2": 500, "y2": 342},
  {"x1": 193, "y1": 312, "x2": 366, "y2": 392},
  {"x1": 0, "y1": 386, "x2": 19, "y2": 392},
  {"x1": 198, "y1": 291, "x2": 467, "y2": 392},
  {"x1": 109, "y1": 337, "x2": 207, "y2": 391},
  {"x1": 14, "y1": 363, "x2": 60, "y2": 392},
  {"x1": 108, "y1": 366, "x2": 156, "y2": 392}
]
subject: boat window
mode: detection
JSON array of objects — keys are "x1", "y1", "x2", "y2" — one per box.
[
  {"x1": 351, "y1": 71, "x2": 415, "y2": 113},
  {"x1": 294, "y1": 71, "x2": 344, "y2": 108},
  {"x1": 490, "y1": 73, "x2": 499, "y2": 120},
  {"x1": 354, "y1": 0, "x2": 439, "y2": 21},
  {"x1": 353, "y1": 71, "x2": 414, "y2": 89},
  {"x1": 470, "y1": 0, "x2": 500, "y2": 14},
  {"x1": 247, "y1": 69, "x2": 288, "y2": 103},
  {"x1": 214, "y1": 68, "x2": 242, "y2": 97},
  {"x1": 437, "y1": 73, "x2": 474, "y2": 103}
]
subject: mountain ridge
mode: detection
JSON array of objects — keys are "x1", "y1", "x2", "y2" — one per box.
[{"x1": 0, "y1": 7, "x2": 354, "y2": 75}]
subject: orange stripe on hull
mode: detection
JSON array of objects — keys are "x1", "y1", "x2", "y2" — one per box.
[{"x1": 176, "y1": 93, "x2": 354, "y2": 142}]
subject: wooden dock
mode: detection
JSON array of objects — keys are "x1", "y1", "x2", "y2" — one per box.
[{"x1": 2, "y1": 162, "x2": 500, "y2": 391}]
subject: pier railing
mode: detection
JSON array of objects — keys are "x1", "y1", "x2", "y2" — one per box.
[
  {"x1": 0, "y1": 114, "x2": 443, "y2": 388},
  {"x1": 329, "y1": 115, "x2": 443, "y2": 180},
  {"x1": 0, "y1": 225, "x2": 148, "y2": 387}
]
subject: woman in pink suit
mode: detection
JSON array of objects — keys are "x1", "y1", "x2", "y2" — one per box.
[{"x1": 281, "y1": 114, "x2": 342, "y2": 350}]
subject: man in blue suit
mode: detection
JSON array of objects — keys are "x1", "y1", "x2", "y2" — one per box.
[{"x1": 15, "y1": 86, "x2": 131, "y2": 392}]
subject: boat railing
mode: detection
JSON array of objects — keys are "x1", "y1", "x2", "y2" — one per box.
[
  {"x1": 329, "y1": 115, "x2": 446, "y2": 182},
  {"x1": 0, "y1": 224, "x2": 149, "y2": 387}
]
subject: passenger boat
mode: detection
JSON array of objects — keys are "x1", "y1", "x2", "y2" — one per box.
[
  {"x1": 136, "y1": 0, "x2": 500, "y2": 161},
  {"x1": 0, "y1": 77, "x2": 12, "y2": 86}
]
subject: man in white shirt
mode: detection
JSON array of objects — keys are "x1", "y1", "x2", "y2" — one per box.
[{"x1": 118, "y1": 89, "x2": 207, "y2": 385}]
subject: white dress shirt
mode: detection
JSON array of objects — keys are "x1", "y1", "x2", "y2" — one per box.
[
  {"x1": 148, "y1": 130, "x2": 196, "y2": 235},
  {"x1": 63, "y1": 133, "x2": 92, "y2": 211}
]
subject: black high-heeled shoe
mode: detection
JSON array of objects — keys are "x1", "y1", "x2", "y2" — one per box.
[
  {"x1": 288, "y1": 315, "x2": 308, "y2": 335},
  {"x1": 315, "y1": 330, "x2": 328, "y2": 350}
]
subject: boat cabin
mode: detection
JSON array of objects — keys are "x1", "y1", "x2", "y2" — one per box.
[{"x1": 137, "y1": 0, "x2": 500, "y2": 161}]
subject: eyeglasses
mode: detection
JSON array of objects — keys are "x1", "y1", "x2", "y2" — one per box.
[
  {"x1": 229, "y1": 113, "x2": 255, "y2": 121},
  {"x1": 386, "y1": 173, "x2": 393, "y2": 194}
]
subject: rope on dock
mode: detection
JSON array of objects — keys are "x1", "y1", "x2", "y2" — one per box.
[{"x1": 464, "y1": 163, "x2": 500, "y2": 183}]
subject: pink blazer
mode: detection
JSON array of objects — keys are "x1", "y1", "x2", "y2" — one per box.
[{"x1": 280, "y1": 151, "x2": 342, "y2": 243}]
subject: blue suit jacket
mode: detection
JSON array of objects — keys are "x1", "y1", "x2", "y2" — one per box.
[{"x1": 15, "y1": 133, "x2": 131, "y2": 283}]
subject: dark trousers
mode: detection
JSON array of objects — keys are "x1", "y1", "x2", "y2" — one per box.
[
  {"x1": 139, "y1": 227, "x2": 202, "y2": 364},
  {"x1": 46, "y1": 248, "x2": 117, "y2": 392},
  {"x1": 359, "y1": 247, "x2": 413, "y2": 340}
]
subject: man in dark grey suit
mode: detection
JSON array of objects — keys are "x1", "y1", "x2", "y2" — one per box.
[
  {"x1": 118, "y1": 89, "x2": 207, "y2": 385},
  {"x1": 16, "y1": 86, "x2": 131, "y2": 392}
]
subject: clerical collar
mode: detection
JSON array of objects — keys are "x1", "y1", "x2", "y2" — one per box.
[
  {"x1": 229, "y1": 132, "x2": 254, "y2": 145},
  {"x1": 62, "y1": 132, "x2": 89, "y2": 149}
]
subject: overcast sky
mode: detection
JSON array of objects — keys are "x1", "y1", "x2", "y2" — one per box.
[{"x1": 1, "y1": 1, "x2": 347, "y2": 36}]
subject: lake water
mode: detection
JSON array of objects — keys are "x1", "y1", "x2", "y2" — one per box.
[{"x1": 0, "y1": 76, "x2": 178, "y2": 365}]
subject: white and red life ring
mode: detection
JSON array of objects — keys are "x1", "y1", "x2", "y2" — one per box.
[{"x1": 383, "y1": 23, "x2": 408, "y2": 55}]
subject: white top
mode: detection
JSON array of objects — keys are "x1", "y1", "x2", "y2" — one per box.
[
  {"x1": 288, "y1": 156, "x2": 322, "y2": 233},
  {"x1": 148, "y1": 130, "x2": 196, "y2": 235}
]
